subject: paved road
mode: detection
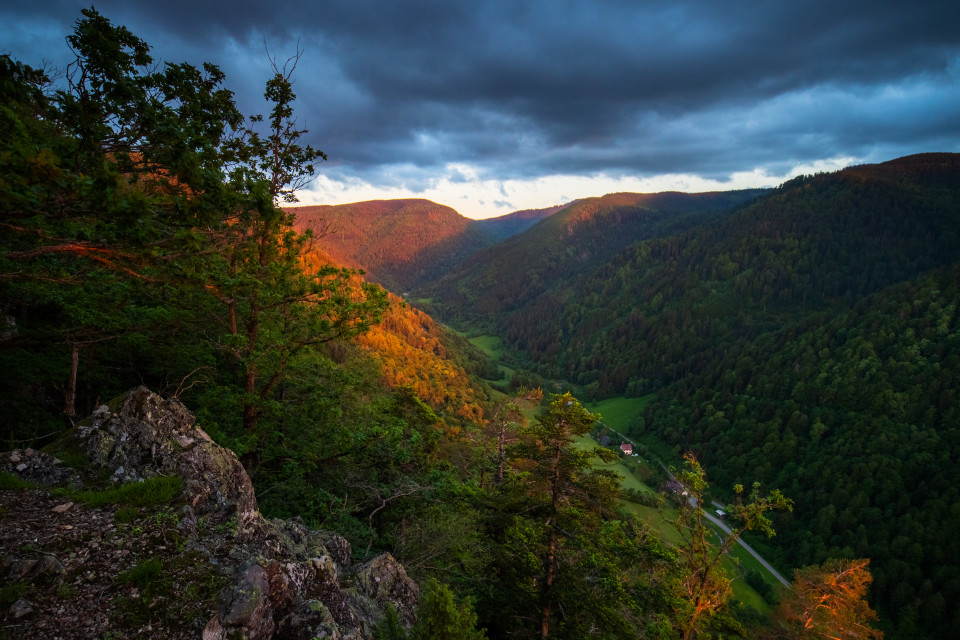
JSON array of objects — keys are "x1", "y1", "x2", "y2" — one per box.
[
  {"x1": 597, "y1": 423, "x2": 791, "y2": 588},
  {"x1": 698, "y1": 500, "x2": 791, "y2": 588}
]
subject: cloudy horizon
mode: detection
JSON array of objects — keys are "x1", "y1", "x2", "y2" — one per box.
[{"x1": 2, "y1": 0, "x2": 958, "y2": 219}]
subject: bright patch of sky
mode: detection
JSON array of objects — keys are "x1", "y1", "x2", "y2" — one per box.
[{"x1": 300, "y1": 158, "x2": 855, "y2": 220}]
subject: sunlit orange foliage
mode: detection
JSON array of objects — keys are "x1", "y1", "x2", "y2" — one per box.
[
  {"x1": 768, "y1": 558, "x2": 883, "y2": 640},
  {"x1": 298, "y1": 242, "x2": 486, "y2": 430},
  {"x1": 357, "y1": 296, "x2": 486, "y2": 427}
]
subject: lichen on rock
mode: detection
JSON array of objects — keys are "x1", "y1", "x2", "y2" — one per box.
[{"x1": 1, "y1": 387, "x2": 419, "y2": 639}]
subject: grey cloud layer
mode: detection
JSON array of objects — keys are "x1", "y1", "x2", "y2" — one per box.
[{"x1": 3, "y1": 0, "x2": 958, "y2": 186}]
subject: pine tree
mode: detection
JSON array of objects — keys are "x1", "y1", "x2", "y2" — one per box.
[
  {"x1": 485, "y1": 392, "x2": 627, "y2": 639},
  {"x1": 0, "y1": 9, "x2": 387, "y2": 447}
]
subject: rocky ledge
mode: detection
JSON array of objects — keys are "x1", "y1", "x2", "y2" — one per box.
[{"x1": 0, "y1": 387, "x2": 418, "y2": 639}]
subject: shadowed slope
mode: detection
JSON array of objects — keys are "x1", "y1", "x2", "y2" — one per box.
[
  {"x1": 419, "y1": 189, "x2": 767, "y2": 320},
  {"x1": 474, "y1": 203, "x2": 569, "y2": 241}
]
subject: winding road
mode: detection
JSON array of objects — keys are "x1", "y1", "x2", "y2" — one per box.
[{"x1": 599, "y1": 423, "x2": 791, "y2": 589}]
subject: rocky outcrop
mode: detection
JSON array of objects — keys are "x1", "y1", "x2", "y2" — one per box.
[
  {"x1": 0, "y1": 447, "x2": 80, "y2": 487},
  {"x1": 80, "y1": 387, "x2": 258, "y2": 522},
  {"x1": 1, "y1": 387, "x2": 418, "y2": 639}
]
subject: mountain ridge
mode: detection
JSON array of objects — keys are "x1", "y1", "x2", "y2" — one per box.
[
  {"x1": 290, "y1": 199, "x2": 496, "y2": 292},
  {"x1": 416, "y1": 188, "x2": 769, "y2": 319},
  {"x1": 473, "y1": 203, "x2": 570, "y2": 240}
]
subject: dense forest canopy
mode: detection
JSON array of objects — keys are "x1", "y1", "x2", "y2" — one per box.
[{"x1": 421, "y1": 153, "x2": 960, "y2": 639}]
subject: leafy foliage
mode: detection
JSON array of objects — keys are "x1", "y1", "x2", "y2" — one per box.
[
  {"x1": 411, "y1": 579, "x2": 487, "y2": 640},
  {"x1": 0, "y1": 9, "x2": 386, "y2": 449},
  {"x1": 765, "y1": 559, "x2": 883, "y2": 640},
  {"x1": 671, "y1": 454, "x2": 792, "y2": 639}
]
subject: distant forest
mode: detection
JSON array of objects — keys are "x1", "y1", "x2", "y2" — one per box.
[{"x1": 418, "y1": 153, "x2": 960, "y2": 639}]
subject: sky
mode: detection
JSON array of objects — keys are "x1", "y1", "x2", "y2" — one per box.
[{"x1": 2, "y1": 1, "x2": 958, "y2": 219}]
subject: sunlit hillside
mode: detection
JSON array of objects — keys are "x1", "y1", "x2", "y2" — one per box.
[
  {"x1": 291, "y1": 199, "x2": 496, "y2": 291},
  {"x1": 298, "y1": 243, "x2": 491, "y2": 429}
]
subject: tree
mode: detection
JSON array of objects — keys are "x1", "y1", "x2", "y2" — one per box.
[
  {"x1": 672, "y1": 453, "x2": 792, "y2": 640},
  {"x1": 1, "y1": 11, "x2": 244, "y2": 431},
  {"x1": 491, "y1": 392, "x2": 624, "y2": 639},
  {"x1": 486, "y1": 387, "x2": 542, "y2": 483},
  {"x1": 195, "y1": 47, "x2": 387, "y2": 455},
  {"x1": 373, "y1": 603, "x2": 409, "y2": 640},
  {"x1": 410, "y1": 579, "x2": 487, "y2": 640},
  {"x1": 0, "y1": 9, "x2": 387, "y2": 449},
  {"x1": 765, "y1": 558, "x2": 883, "y2": 640}
]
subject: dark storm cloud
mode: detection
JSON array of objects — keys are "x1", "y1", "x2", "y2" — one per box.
[{"x1": 2, "y1": 0, "x2": 958, "y2": 187}]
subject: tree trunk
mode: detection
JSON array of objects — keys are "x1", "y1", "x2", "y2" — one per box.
[
  {"x1": 227, "y1": 299, "x2": 237, "y2": 335},
  {"x1": 64, "y1": 342, "x2": 79, "y2": 425},
  {"x1": 242, "y1": 301, "x2": 260, "y2": 434},
  {"x1": 497, "y1": 423, "x2": 506, "y2": 482},
  {"x1": 243, "y1": 366, "x2": 258, "y2": 434},
  {"x1": 540, "y1": 528, "x2": 557, "y2": 639},
  {"x1": 540, "y1": 438, "x2": 564, "y2": 639}
]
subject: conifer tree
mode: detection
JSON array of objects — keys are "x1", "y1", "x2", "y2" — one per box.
[
  {"x1": 485, "y1": 392, "x2": 626, "y2": 639},
  {"x1": 0, "y1": 9, "x2": 387, "y2": 447}
]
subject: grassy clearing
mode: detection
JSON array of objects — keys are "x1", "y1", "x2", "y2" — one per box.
[
  {"x1": 574, "y1": 430, "x2": 775, "y2": 613},
  {"x1": 724, "y1": 533, "x2": 787, "y2": 601},
  {"x1": 725, "y1": 560, "x2": 771, "y2": 612},
  {"x1": 586, "y1": 394, "x2": 654, "y2": 432},
  {"x1": 467, "y1": 334, "x2": 518, "y2": 383},
  {"x1": 494, "y1": 363, "x2": 516, "y2": 384},
  {"x1": 467, "y1": 335, "x2": 504, "y2": 360},
  {"x1": 619, "y1": 501, "x2": 686, "y2": 546},
  {"x1": 573, "y1": 434, "x2": 684, "y2": 543},
  {"x1": 572, "y1": 434, "x2": 650, "y2": 494}
]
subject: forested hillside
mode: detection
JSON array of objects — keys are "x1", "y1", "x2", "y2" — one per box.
[
  {"x1": 647, "y1": 263, "x2": 960, "y2": 637},
  {"x1": 419, "y1": 189, "x2": 767, "y2": 321},
  {"x1": 291, "y1": 199, "x2": 497, "y2": 291},
  {"x1": 422, "y1": 153, "x2": 960, "y2": 639},
  {"x1": 473, "y1": 154, "x2": 960, "y2": 396}
]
